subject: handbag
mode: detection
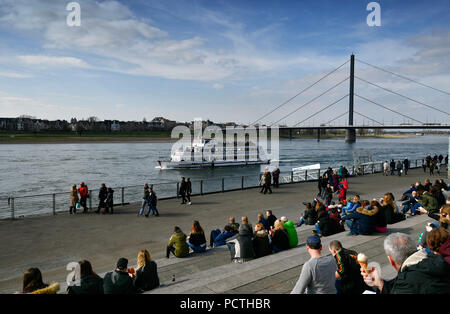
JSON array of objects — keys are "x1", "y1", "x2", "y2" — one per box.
[{"x1": 76, "y1": 202, "x2": 81, "y2": 209}]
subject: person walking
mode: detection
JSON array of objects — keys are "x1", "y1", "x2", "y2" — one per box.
[
  {"x1": 70, "y1": 184, "x2": 79, "y2": 214},
  {"x1": 263, "y1": 171, "x2": 272, "y2": 194},
  {"x1": 77, "y1": 182, "x2": 89, "y2": 213},
  {"x1": 403, "y1": 158, "x2": 409, "y2": 176},
  {"x1": 179, "y1": 177, "x2": 187, "y2": 204},
  {"x1": 138, "y1": 184, "x2": 150, "y2": 216},
  {"x1": 383, "y1": 161, "x2": 389, "y2": 176},
  {"x1": 272, "y1": 167, "x2": 280, "y2": 188},
  {"x1": 104, "y1": 187, "x2": 114, "y2": 214},
  {"x1": 396, "y1": 160, "x2": 403, "y2": 176},
  {"x1": 186, "y1": 178, "x2": 192, "y2": 205},
  {"x1": 389, "y1": 160, "x2": 395, "y2": 176},
  {"x1": 145, "y1": 188, "x2": 159, "y2": 217},
  {"x1": 96, "y1": 183, "x2": 107, "y2": 214}
]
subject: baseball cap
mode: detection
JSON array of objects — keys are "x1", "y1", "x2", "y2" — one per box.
[{"x1": 306, "y1": 235, "x2": 321, "y2": 249}]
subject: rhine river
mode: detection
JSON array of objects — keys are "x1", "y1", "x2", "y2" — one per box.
[{"x1": 0, "y1": 136, "x2": 448, "y2": 218}]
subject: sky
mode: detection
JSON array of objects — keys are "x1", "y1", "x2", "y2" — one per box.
[{"x1": 0, "y1": 0, "x2": 449, "y2": 126}]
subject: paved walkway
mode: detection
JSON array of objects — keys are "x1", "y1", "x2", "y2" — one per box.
[{"x1": 0, "y1": 167, "x2": 445, "y2": 293}]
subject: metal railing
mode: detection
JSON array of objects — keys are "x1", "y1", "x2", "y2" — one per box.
[{"x1": 0, "y1": 158, "x2": 432, "y2": 220}]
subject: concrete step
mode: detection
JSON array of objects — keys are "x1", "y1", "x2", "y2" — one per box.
[{"x1": 148, "y1": 214, "x2": 432, "y2": 294}]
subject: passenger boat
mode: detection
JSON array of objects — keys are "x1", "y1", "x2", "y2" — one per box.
[{"x1": 156, "y1": 138, "x2": 270, "y2": 169}]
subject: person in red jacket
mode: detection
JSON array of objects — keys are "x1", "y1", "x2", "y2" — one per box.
[
  {"x1": 77, "y1": 182, "x2": 89, "y2": 213},
  {"x1": 337, "y1": 178, "x2": 348, "y2": 203}
]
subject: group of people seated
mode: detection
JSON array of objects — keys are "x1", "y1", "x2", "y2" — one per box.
[
  {"x1": 17, "y1": 250, "x2": 160, "y2": 294},
  {"x1": 166, "y1": 210, "x2": 300, "y2": 263}
]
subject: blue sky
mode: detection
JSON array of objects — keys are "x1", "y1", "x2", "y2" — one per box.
[{"x1": 0, "y1": 0, "x2": 449, "y2": 125}]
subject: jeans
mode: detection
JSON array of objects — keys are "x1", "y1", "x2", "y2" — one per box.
[
  {"x1": 345, "y1": 219, "x2": 359, "y2": 235},
  {"x1": 187, "y1": 241, "x2": 206, "y2": 253},
  {"x1": 210, "y1": 229, "x2": 221, "y2": 247},
  {"x1": 314, "y1": 222, "x2": 321, "y2": 235},
  {"x1": 297, "y1": 217, "x2": 305, "y2": 227},
  {"x1": 139, "y1": 199, "x2": 149, "y2": 215},
  {"x1": 146, "y1": 204, "x2": 159, "y2": 216}
]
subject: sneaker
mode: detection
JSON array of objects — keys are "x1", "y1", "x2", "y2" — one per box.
[
  {"x1": 188, "y1": 202, "x2": 192, "y2": 205},
  {"x1": 145, "y1": 214, "x2": 149, "y2": 218}
]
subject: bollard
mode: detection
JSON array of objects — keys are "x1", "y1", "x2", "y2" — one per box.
[
  {"x1": 89, "y1": 192, "x2": 92, "y2": 210},
  {"x1": 200, "y1": 180, "x2": 203, "y2": 195},
  {"x1": 121, "y1": 187, "x2": 124, "y2": 206},
  {"x1": 305, "y1": 170, "x2": 308, "y2": 181},
  {"x1": 53, "y1": 193, "x2": 56, "y2": 215},
  {"x1": 222, "y1": 178, "x2": 225, "y2": 192},
  {"x1": 241, "y1": 176, "x2": 244, "y2": 190},
  {"x1": 291, "y1": 171, "x2": 293, "y2": 183},
  {"x1": 177, "y1": 182, "x2": 179, "y2": 198}
]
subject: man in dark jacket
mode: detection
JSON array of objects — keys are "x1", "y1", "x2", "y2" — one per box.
[
  {"x1": 361, "y1": 233, "x2": 450, "y2": 294},
  {"x1": 328, "y1": 240, "x2": 369, "y2": 294},
  {"x1": 389, "y1": 160, "x2": 395, "y2": 175},
  {"x1": 103, "y1": 258, "x2": 137, "y2": 294},
  {"x1": 186, "y1": 178, "x2": 192, "y2": 205},
  {"x1": 145, "y1": 187, "x2": 159, "y2": 217},
  {"x1": 179, "y1": 177, "x2": 187, "y2": 204},
  {"x1": 266, "y1": 210, "x2": 277, "y2": 229},
  {"x1": 403, "y1": 158, "x2": 410, "y2": 175},
  {"x1": 272, "y1": 167, "x2": 280, "y2": 188},
  {"x1": 96, "y1": 183, "x2": 107, "y2": 214},
  {"x1": 138, "y1": 184, "x2": 150, "y2": 216}
]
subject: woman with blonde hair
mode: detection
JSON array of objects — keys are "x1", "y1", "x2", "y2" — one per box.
[
  {"x1": 133, "y1": 249, "x2": 160, "y2": 292},
  {"x1": 70, "y1": 184, "x2": 79, "y2": 214},
  {"x1": 272, "y1": 219, "x2": 290, "y2": 253},
  {"x1": 186, "y1": 220, "x2": 207, "y2": 253}
]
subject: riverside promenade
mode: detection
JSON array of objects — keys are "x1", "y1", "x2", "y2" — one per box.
[{"x1": 0, "y1": 167, "x2": 446, "y2": 293}]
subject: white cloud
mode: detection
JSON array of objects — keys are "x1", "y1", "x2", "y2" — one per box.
[
  {"x1": 212, "y1": 83, "x2": 223, "y2": 90},
  {"x1": 0, "y1": 72, "x2": 33, "y2": 78},
  {"x1": 17, "y1": 55, "x2": 90, "y2": 68}
]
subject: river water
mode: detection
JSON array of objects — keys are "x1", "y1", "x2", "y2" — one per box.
[{"x1": 0, "y1": 136, "x2": 448, "y2": 218}]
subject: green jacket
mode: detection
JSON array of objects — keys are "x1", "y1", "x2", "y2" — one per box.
[
  {"x1": 420, "y1": 192, "x2": 439, "y2": 214},
  {"x1": 284, "y1": 220, "x2": 298, "y2": 248},
  {"x1": 167, "y1": 231, "x2": 189, "y2": 257}
]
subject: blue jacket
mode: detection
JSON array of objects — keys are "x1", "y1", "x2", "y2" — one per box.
[
  {"x1": 214, "y1": 231, "x2": 235, "y2": 246},
  {"x1": 342, "y1": 206, "x2": 378, "y2": 235},
  {"x1": 343, "y1": 201, "x2": 360, "y2": 214}
]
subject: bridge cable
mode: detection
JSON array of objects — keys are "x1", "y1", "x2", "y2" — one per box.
[
  {"x1": 323, "y1": 111, "x2": 349, "y2": 125},
  {"x1": 293, "y1": 94, "x2": 349, "y2": 126},
  {"x1": 356, "y1": 58, "x2": 450, "y2": 96},
  {"x1": 250, "y1": 59, "x2": 350, "y2": 126},
  {"x1": 355, "y1": 76, "x2": 450, "y2": 116},
  {"x1": 354, "y1": 110, "x2": 384, "y2": 125},
  {"x1": 269, "y1": 76, "x2": 349, "y2": 126},
  {"x1": 354, "y1": 94, "x2": 424, "y2": 125}
]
